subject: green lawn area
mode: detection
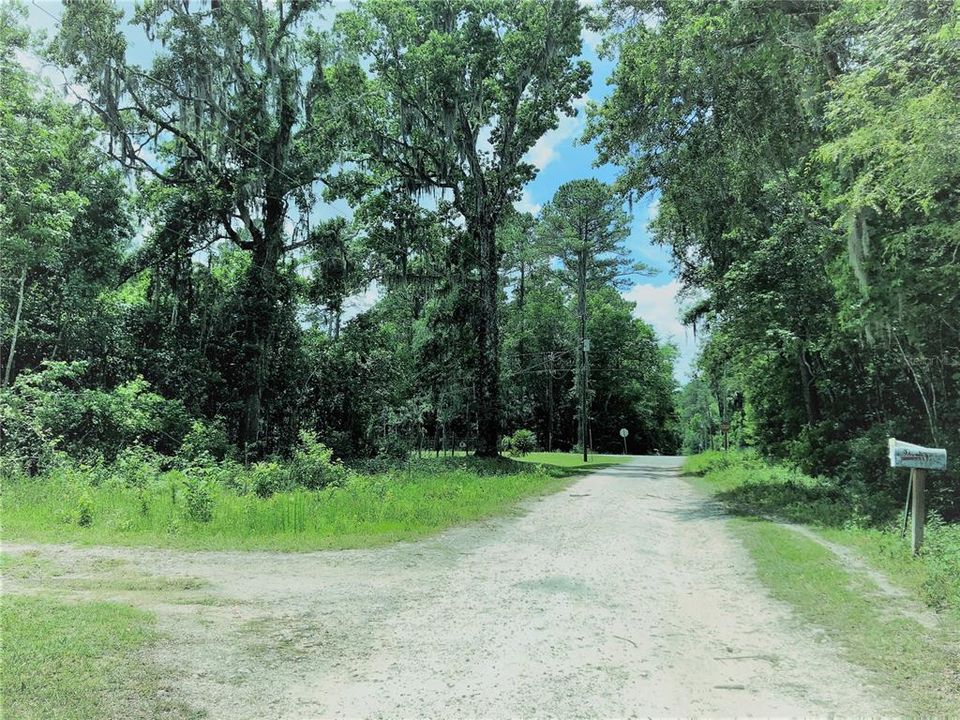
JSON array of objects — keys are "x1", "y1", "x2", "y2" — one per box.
[
  {"x1": 0, "y1": 593, "x2": 191, "y2": 720},
  {"x1": 1, "y1": 553, "x2": 202, "y2": 720},
  {"x1": 1, "y1": 454, "x2": 622, "y2": 552},
  {"x1": 513, "y1": 451, "x2": 632, "y2": 468},
  {"x1": 685, "y1": 451, "x2": 960, "y2": 715}
]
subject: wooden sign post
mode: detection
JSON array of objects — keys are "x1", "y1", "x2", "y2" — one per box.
[
  {"x1": 910, "y1": 468, "x2": 925, "y2": 553},
  {"x1": 888, "y1": 438, "x2": 946, "y2": 555}
]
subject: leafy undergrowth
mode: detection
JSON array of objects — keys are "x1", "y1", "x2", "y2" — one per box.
[
  {"x1": 1, "y1": 453, "x2": 605, "y2": 552},
  {"x1": 1, "y1": 583, "x2": 197, "y2": 719},
  {"x1": 685, "y1": 450, "x2": 960, "y2": 714}
]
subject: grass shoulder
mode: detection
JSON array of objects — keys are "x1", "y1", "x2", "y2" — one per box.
[
  {"x1": 1, "y1": 554, "x2": 199, "y2": 719},
  {"x1": 685, "y1": 450, "x2": 960, "y2": 715}
]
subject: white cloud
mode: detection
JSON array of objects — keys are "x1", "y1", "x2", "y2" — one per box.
[
  {"x1": 15, "y1": 45, "x2": 91, "y2": 102},
  {"x1": 514, "y1": 188, "x2": 542, "y2": 216},
  {"x1": 582, "y1": 27, "x2": 603, "y2": 53},
  {"x1": 524, "y1": 95, "x2": 588, "y2": 171},
  {"x1": 622, "y1": 279, "x2": 698, "y2": 381},
  {"x1": 645, "y1": 198, "x2": 660, "y2": 229},
  {"x1": 341, "y1": 281, "x2": 381, "y2": 322}
]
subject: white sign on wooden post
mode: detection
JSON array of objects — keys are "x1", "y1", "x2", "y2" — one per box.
[
  {"x1": 888, "y1": 438, "x2": 947, "y2": 555},
  {"x1": 888, "y1": 438, "x2": 947, "y2": 470}
]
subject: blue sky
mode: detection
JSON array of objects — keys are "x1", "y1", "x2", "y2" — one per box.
[
  {"x1": 518, "y1": 33, "x2": 696, "y2": 380},
  {"x1": 23, "y1": 0, "x2": 697, "y2": 379}
]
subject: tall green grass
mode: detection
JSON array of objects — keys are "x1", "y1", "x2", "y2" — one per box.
[{"x1": 2, "y1": 457, "x2": 586, "y2": 551}]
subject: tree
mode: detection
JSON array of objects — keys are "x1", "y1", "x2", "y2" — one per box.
[
  {"x1": 1, "y1": 4, "x2": 127, "y2": 387},
  {"x1": 52, "y1": 0, "x2": 346, "y2": 453},
  {"x1": 334, "y1": 0, "x2": 592, "y2": 455},
  {"x1": 537, "y1": 179, "x2": 640, "y2": 460},
  {"x1": 595, "y1": 0, "x2": 959, "y2": 514}
]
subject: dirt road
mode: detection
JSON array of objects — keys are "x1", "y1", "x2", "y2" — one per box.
[{"x1": 5, "y1": 458, "x2": 891, "y2": 717}]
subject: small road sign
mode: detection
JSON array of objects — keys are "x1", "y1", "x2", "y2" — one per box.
[{"x1": 619, "y1": 428, "x2": 629, "y2": 438}]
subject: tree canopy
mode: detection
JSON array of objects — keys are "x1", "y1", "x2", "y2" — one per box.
[
  {"x1": 1, "y1": 0, "x2": 679, "y2": 469},
  {"x1": 591, "y1": 0, "x2": 960, "y2": 513}
]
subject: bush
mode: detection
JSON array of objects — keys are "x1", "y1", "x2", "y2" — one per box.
[
  {"x1": 510, "y1": 429, "x2": 537, "y2": 456},
  {"x1": 75, "y1": 492, "x2": 94, "y2": 527},
  {"x1": 178, "y1": 419, "x2": 233, "y2": 464},
  {"x1": 183, "y1": 475, "x2": 214, "y2": 522},
  {"x1": 250, "y1": 461, "x2": 290, "y2": 498},
  {"x1": 499, "y1": 435, "x2": 514, "y2": 454},
  {"x1": 684, "y1": 449, "x2": 761, "y2": 476},
  {"x1": 290, "y1": 431, "x2": 350, "y2": 490},
  {"x1": 0, "y1": 362, "x2": 191, "y2": 465},
  {"x1": 110, "y1": 444, "x2": 163, "y2": 488},
  {"x1": 377, "y1": 433, "x2": 410, "y2": 461}
]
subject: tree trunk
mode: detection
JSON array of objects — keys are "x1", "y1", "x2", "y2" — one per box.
[
  {"x1": 238, "y1": 195, "x2": 285, "y2": 455},
  {"x1": 577, "y1": 247, "x2": 588, "y2": 462},
  {"x1": 798, "y1": 345, "x2": 822, "y2": 427},
  {"x1": 3, "y1": 266, "x2": 27, "y2": 386},
  {"x1": 473, "y1": 220, "x2": 501, "y2": 457}
]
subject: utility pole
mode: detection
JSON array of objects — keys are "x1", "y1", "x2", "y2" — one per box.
[{"x1": 577, "y1": 247, "x2": 588, "y2": 463}]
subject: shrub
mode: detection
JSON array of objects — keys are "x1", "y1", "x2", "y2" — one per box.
[
  {"x1": 183, "y1": 475, "x2": 214, "y2": 522},
  {"x1": 290, "y1": 431, "x2": 350, "y2": 490},
  {"x1": 377, "y1": 433, "x2": 410, "y2": 461},
  {"x1": 684, "y1": 449, "x2": 761, "y2": 476},
  {"x1": 110, "y1": 444, "x2": 163, "y2": 488},
  {"x1": 208, "y1": 460, "x2": 248, "y2": 494},
  {"x1": 250, "y1": 461, "x2": 290, "y2": 498},
  {"x1": 75, "y1": 492, "x2": 94, "y2": 527},
  {"x1": 177, "y1": 419, "x2": 233, "y2": 464},
  {"x1": 499, "y1": 435, "x2": 514, "y2": 454},
  {"x1": 510, "y1": 429, "x2": 537, "y2": 456},
  {"x1": 0, "y1": 362, "x2": 191, "y2": 464}
]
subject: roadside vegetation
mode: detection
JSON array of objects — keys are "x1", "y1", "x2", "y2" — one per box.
[
  {"x1": 2, "y1": 594, "x2": 176, "y2": 720},
  {"x1": 685, "y1": 450, "x2": 960, "y2": 616},
  {"x1": 2, "y1": 441, "x2": 624, "y2": 551},
  {"x1": 685, "y1": 450, "x2": 960, "y2": 715}
]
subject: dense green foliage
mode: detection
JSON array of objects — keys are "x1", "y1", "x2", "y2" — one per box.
[
  {"x1": 590, "y1": 0, "x2": 960, "y2": 517},
  {"x1": 0, "y1": 1, "x2": 678, "y2": 480}
]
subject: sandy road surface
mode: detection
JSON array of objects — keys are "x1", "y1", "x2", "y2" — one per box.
[{"x1": 4, "y1": 457, "x2": 891, "y2": 718}]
